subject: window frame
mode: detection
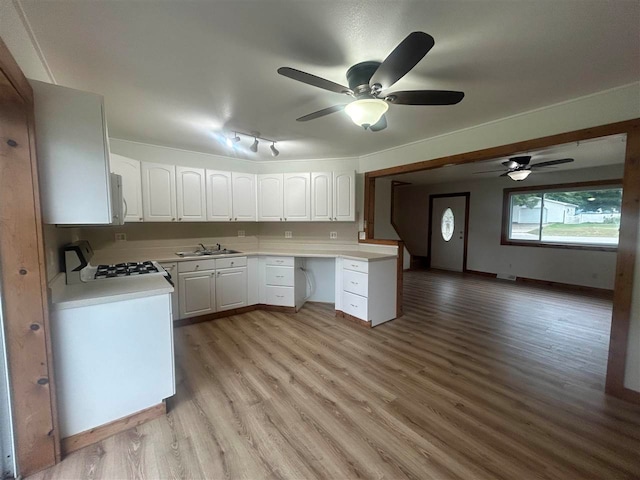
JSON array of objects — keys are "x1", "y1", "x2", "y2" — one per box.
[{"x1": 501, "y1": 179, "x2": 623, "y2": 252}]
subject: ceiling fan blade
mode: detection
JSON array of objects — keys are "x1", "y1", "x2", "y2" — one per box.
[
  {"x1": 296, "y1": 105, "x2": 346, "y2": 122},
  {"x1": 473, "y1": 169, "x2": 509, "y2": 174},
  {"x1": 530, "y1": 158, "x2": 574, "y2": 168},
  {"x1": 369, "y1": 32, "x2": 435, "y2": 90},
  {"x1": 508, "y1": 155, "x2": 531, "y2": 165},
  {"x1": 369, "y1": 114, "x2": 387, "y2": 132},
  {"x1": 385, "y1": 90, "x2": 464, "y2": 105},
  {"x1": 278, "y1": 67, "x2": 352, "y2": 95}
]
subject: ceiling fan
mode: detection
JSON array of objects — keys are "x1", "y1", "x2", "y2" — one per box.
[
  {"x1": 475, "y1": 156, "x2": 575, "y2": 181},
  {"x1": 277, "y1": 32, "x2": 464, "y2": 132}
]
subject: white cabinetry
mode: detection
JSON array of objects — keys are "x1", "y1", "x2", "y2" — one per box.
[
  {"x1": 232, "y1": 173, "x2": 257, "y2": 221},
  {"x1": 176, "y1": 166, "x2": 206, "y2": 222},
  {"x1": 283, "y1": 173, "x2": 311, "y2": 221},
  {"x1": 110, "y1": 154, "x2": 143, "y2": 222},
  {"x1": 311, "y1": 172, "x2": 333, "y2": 221},
  {"x1": 257, "y1": 174, "x2": 284, "y2": 221},
  {"x1": 216, "y1": 256, "x2": 247, "y2": 311},
  {"x1": 337, "y1": 257, "x2": 396, "y2": 326},
  {"x1": 310, "y1": 171, "x2": 355, "y2": 221},
  {"x1": 178, "y1": 260, "x2": 216, "y2": 319},
  {"x1": 30, "y1": 80, "x2": 119, "y2": 225},
  {"x1": 206, "y1": 170, "x2": 233, "y2": 221},
  {"x1": 333, "y1": 171, "x2": 356, "y2": 221},
  {"x1": 141, "y1": 162, "x2": 177, "y2": 222}
]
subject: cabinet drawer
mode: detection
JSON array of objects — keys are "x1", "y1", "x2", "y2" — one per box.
[
  {"x1": 342, "y1": 269, "x2": 368, "y2": 297},
  {"x1": 215, "y1": 256, "x2": 247, "y2": 269},
  {"x1": 265, "y1": 266, "x2": 294, "y2": 286},
  {"x1": 178, "y1": 259, "x2": 215, "y2": 273},
  {"x1": 265, "y1": 285, "x2": 294, "y2": 307},
  {"x1": 343, "y1": 258, "x2": 369, "y2": 274},
  {"x1": 342, "y1": 291, "x2": 368, "y2": 321},
  {"x1": 265, "y1": 256, "x2": 294, "y2": 267}
]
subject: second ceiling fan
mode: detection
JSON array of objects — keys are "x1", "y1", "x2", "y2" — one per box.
[{"x1": 277, "y1": 32, "x2": 464, "y2": 132}]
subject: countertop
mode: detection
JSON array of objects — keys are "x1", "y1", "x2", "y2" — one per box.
[
  {"x1": 91, "y1": 247, "x2": 398, "y2": 266},
  {"x1": 49, "y1": 273, "x2": 174, "y2": 310}
]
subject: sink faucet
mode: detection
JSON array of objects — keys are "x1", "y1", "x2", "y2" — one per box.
[
  {"x1": 198, "y1": 243, "x2": 207, "y2": 251},
  {"x1": 216, "y1": 243, "x2": 221, "y2": 251}
]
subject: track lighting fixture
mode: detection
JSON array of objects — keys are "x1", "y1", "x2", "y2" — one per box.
[
  {"x1": 270, "y1": 143, "x2": 280, "y2": 157},
  {"x1": 223, "y1": 130, "x2": 280, "y2": 156}
]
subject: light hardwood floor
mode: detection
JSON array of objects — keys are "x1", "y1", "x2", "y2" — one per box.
[{"x1": 29, "y1": 270, "x2": 640, "y2": 479}]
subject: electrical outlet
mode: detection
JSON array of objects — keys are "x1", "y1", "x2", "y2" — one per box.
[
  {"x1": 114, "y1": 233, "x2": 127, "y2": 242},
  {"x1": 330, "y1": 231, "x2": 338, "y2": 240},
  {"x1": 358, "y1": 231, "x2": 366, "y2": 240},
  {"x1": 237, "y1": 230, "x2": 245, "y2": 237},
  {"x1": 284, "y1": 231, "x2": 293, "y2": 239}
]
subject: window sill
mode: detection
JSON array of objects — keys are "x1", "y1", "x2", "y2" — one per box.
[{"x1": 501, "y1": 239, "x2": 617, "y2": 252}]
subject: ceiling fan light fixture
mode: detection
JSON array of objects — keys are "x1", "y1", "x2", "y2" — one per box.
[
  {"x1": 250, "y1": 138, "x2": 259, "y2": 153},
  {"x1": 507, "y1": 170, "x2": 532, "y2": 181},
  {"x1": 344, "y1": 99, "x2": 389, "y2": 128},
  {"x1": 270, "y1": 142, "x2": 279, "y2": 157}
]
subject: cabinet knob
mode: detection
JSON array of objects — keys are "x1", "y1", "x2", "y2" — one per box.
[
  {"x1": 139, "y1": 217, "x2": 143, "y2": 221},
  {"x1": 171, "y1": 218, "x2": 176, "y2": 221},
  {"x1": 230, "y1": 262, "x2": 234, "y2": 266},
  {"x1": 179, "y1": 217, "x2": 182, "y2": 221},
  {"x1": 235, "y1": 217, "x2": 238, "y2": 221},
  {"x1": 280, "y1": 218, "x2": 283, "y2": 221}
]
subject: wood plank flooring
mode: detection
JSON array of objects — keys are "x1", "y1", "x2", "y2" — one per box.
[{"x1": 29, "y1": 270, "x2": 640, "y2": 479}]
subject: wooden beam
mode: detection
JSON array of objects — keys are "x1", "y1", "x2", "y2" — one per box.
[{"x1": 0, "y1": 37, "x2": 60, "y2": 474}]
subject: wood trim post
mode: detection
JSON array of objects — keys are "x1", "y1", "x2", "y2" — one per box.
[{"x1": 0, "y1": 37, "x2": 60, "y2": 474}]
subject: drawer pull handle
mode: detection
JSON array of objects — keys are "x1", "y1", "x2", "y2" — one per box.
[
  {"x1": 276, "y1": 275, "x2": 284, "y2": 278},
  {"x1": 351, "y1": 264, "x2": 358, "y2": 267},
  {"x1": 276, "y1": 295, "x2": 284, "y2": 298},
  {"x1": 350, "y1": 281, "x2": 358, "y2": 285},
  {"x1": 350, "y1": 304, "x2": 357, "y2": 308}
]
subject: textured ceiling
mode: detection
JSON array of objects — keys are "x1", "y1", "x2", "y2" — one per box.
[{"x1": 18, "y1": 0, "x2": 640, "y2": 161}]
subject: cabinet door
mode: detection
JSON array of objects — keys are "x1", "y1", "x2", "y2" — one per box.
[
  {"x1": 178, "y1": 270, "x2": 215, "y2": 319},
  {"x1": 231, "y1": 172, "x2": 256, "y2": 221},
  {"x1": 333, "y1": 171, "x2": 355, "y2": 221},
  {"x1": 206, "y1": 170, "x2": 232, "y2": 221},
  {"x1": 216, "y1": 267, "x2": 247, "y2": 311},
  {"x1": 283, "y1": 173, "x2": 311, "y2": 221},
  {"x1": 141, "y1": 162, "x2": 177, "y2": 222},
  {"x1": 311, "y1": 172, "x2": 332, "y2": 221},
  {"x1": 111, "y1": 154, "x2": 143, "y2": 222},
  {"x1": 176, "y1": 166, "x2": 206, "y2": 222},
  {"x1": 257, "y1": 174, "x2": 284, "y2": 221}
]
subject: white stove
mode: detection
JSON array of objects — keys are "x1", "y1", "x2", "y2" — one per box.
[{"x1": 63, "y1": 240, "x2": 171, "y2": 285}]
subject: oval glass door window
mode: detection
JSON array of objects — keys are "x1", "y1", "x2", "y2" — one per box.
[{"x1": 441, "y1": 208, "x2": 454, "y2": 242}]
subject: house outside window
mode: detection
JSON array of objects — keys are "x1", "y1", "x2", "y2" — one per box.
[{"x1": 502, "y1": 181, "x2": 622, "y2": 250}]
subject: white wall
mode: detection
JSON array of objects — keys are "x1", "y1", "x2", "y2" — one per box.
[{"x1": 394, "y1": 164, "x2": 623, "y2": 290}]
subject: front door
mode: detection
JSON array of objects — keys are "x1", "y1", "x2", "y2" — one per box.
[{"x1": 430, "y1": 194, "x2": 469, "y2": 272}]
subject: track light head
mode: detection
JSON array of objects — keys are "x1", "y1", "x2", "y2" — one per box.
[
  {"x1": 250, "y1": 138, "x2": 259, "y2": 153},
  {"x1": 270, "y1": 143, "x2": 280, "y2": 157}
]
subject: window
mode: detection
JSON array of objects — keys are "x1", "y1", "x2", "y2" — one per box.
[
  {"x1": 502, "y1": 181, "x2": 622, "y2": 250},
  {"x1": 441, "y1": 208, "x2": 454, "y2": 241}
]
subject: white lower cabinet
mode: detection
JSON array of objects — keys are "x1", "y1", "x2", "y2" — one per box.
[
  {"x1": 216, "y1": 266, "x2": 247, "y2": 311},
  {"x1": 178, "y1": 269, "x2": 216, "y2": 319},
  {"x1": 337, "y1": 257, "x2": 397, "y2": 326},
  {"x1": 176, "y1": 257, "x2": 249, "y2": 318}
]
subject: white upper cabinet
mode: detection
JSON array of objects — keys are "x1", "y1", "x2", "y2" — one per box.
[
  {"x1": 283, "y1": 173, "x2": 311, "y2": 221},
  {"x1": 257, "y1": 174, "x2": 284, "y2": 222},
  {"x1": 176, "y1": 166, "x2": 206, "y2": 222},
  {"x1": 311, "y1": 172, "x2": 333, "y2": 221},
  {"x1": 333, "y1": 171, "x2": 356, "y2": 221},
  {"x1": 141, "y1": 162, "x2": 177, "y2": 222},
  {"x1": 231, "y1": 173, "x2": 257, "y2": 221},
  {"x1": 206, "y1": 170, "x2": 232, "y2": 221},
  {"x1": 30, "y1": 80, "x2": 118, "y2": 225},
  {"x1": 110, "y1": 154, "x2": 143, "y2": 222}
]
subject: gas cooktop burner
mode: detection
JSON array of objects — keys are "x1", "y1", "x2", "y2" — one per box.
[{"x1": 94, "y1": 261, "x2": 159, "y2": 279}]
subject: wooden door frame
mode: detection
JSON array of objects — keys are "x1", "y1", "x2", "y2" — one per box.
[
  {"x1": 427, "y1": 192, "x2": 471, "y2": 272},
  {"x1": 0, "y1": 38, "x2": 60, "y2": 474},
  {"x1": 363, "y1": 118, "x2": 640, "y2": 403}
]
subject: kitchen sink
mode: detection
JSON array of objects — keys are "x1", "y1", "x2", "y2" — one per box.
[{"x1": 175, "y1": 249, "x2": 241, "y2": 258}]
